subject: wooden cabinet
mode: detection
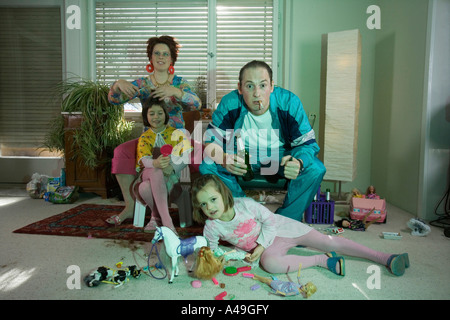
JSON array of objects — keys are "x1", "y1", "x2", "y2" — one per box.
[{"x1": 63, "y1": 113, "x2": 119, "y2": 198}]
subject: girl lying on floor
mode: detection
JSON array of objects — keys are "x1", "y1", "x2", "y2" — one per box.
[{"x1": 191, "y1": 174, "x2": 410, "y2": 276}]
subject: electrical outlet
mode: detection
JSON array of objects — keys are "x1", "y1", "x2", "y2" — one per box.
[{"x1": 308, "y1": 112, "x2": 317, "y2": 128}]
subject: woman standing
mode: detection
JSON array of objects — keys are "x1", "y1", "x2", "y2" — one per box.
[{"x1": 106, "y1": 35, "x2": 201, "y2": 225}]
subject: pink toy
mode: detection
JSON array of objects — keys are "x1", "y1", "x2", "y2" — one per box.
[
  {"x1": 191, "y1": 280, "x2": 202, "y2": 288},
  {"x1": 237, "y1": 266, "x2": 251, "y2": 273},
  {"x1": 242, "y1": 273, "x2": 254, "y2": 278},
  {"x1": 350, "y1": 197, "x2": 386, "y2": 223},
  {"x1": 215, "y1": 291, "x2": 227, "y2": 300},
  {"x1": 212, "y1": 277, "x2": 219, "y2": 285}
]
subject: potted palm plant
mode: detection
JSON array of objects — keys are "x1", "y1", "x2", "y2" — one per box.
[{"x1": 43, "y1": 79, "x2": 134, "y2": 198}]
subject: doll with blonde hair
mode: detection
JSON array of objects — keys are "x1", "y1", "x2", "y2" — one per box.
[{"x1": 194, "y1": 246, "x2": 224, "y2": 280}]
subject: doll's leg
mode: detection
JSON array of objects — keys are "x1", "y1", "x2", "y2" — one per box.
[
  {"x1": 364, "y1": 215, "x2": 382, "y2": 229},
  {"x1": 362, "y1": 208, "x2": 375, "y2": 224},
  {"x1": 253, "y1": 274, "x2": 273, "y2": 286}
]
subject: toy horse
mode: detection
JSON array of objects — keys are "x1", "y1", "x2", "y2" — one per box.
[{"x1": 151, "y1": 226, "x2": 207, "y2": 283}]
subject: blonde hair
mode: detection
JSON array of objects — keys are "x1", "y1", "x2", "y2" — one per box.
[
  {"x1": 191, "y1": 174, "x2": 234, "y2": 225},
  {"x1": 194, "y1": 246, "x2": 224, "y2": 280}
]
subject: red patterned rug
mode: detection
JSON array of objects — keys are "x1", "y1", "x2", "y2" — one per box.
[{"x1": 13, "y1": 204, "x2": 203, "y2": 242}]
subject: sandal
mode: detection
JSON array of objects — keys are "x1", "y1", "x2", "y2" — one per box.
[
  {"x1": 144, "y1": 217, "x2": 158, "y2": 233},
  {"x1": 106, "y1": 214, "x2": 132, "y2": 226},
  {"x1": 326, "y1": 252, "x2": 345, "y2": 276}
]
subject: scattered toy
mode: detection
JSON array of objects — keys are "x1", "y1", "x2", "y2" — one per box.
[
  {"x1": 84, "y1": 265, "x2": 141, "y2": 288},
  {"x1": 407, "y1": 218, "x2": 431, "y2": 236},
  {"x1": 150, "y1": 226, "x2": 207, "y2": 283}
]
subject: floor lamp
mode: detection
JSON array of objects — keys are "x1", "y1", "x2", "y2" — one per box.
[{"x1": 319, "y1": 29, "x2": 361, "y2": 200}]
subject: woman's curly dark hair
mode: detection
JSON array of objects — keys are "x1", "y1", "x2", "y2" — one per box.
[{"x1": 146, "y1": 35, "x2": 180, "y2": 65}]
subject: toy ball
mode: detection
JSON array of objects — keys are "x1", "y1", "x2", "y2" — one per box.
[{"x1": 191, "y1": 280, "x2": 202, "y2": 288}]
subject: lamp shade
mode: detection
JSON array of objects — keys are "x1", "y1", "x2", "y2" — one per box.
[{"x1": 319, "y1": 29, "x2": 361, "y2": 182}]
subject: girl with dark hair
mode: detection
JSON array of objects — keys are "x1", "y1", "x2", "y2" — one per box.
[{"x1": 134, "y1": 96, "x2": 191, "y2": 233}]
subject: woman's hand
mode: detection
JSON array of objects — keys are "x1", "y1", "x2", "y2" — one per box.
[
  {"x1": 115, "y1": 79, "x2": 138, "y2": 98},
  {"x1": 151, "y1": 86, "x2": 183, "y2": 100},
  {"x1": 246, "y1": 244, "x2": 265, "y2": 262},
  {"x1": 153, "y1": 155, "x2": 171, "y2": 169}
]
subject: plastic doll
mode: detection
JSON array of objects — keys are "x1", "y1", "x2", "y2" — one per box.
[
  {"x1": 365, "y1": 185, "x2": 379, "y2": 199},
  {"x1": 194, "y1": 246, "x2": 225, "y2": 280},
  {"x1": 252, "y1": 274, "x2": 317, "y2": 298},
  {"x1": 352, "y1": 188, "x2": 364, "y2": 198},
  {"x1": 335, "y1": 208, "x2": 381, "y2": 231}
]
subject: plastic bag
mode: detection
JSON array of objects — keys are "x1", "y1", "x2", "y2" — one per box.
[
  {"x1": 26, "y1": 173, "x2": 50, "y2": 199},
  {"x1": 44, "y1": 186, "x2": 79, "y2": 204}
]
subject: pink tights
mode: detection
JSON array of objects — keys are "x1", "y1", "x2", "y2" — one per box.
[
  {"x1": 260, "y1": 229, "x2": 392, "y2": 274},
  {"x1": 138, "y1": 168, "x2": 175, "y2": 230}
]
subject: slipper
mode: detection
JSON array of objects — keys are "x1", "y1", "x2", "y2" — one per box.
[
  {"x1": 326, "y1": 251, "x2": 338, "y2": 258},
  {"x1": 326, "y1": 255, "x2": 345, "y2": 276},
  {"x1": 401, "y1": 253, "x2": 410, "y2": 268},
  {"x1": 387, "y1": 254, "x2": 407, "y2": 276}
]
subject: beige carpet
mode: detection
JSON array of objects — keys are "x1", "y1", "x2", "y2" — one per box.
[{"x1": 1, "y1": 186, "x2": 449, "y2": 306}]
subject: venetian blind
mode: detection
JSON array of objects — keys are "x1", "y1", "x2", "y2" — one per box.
[
  {"x1": 215, "y1": 0, "x2": 274, "y2": 101},
  {"x1": 0, "y1": 7, "x2": 62, "y2": 156},
  {"x1": 95, "y1": 0, "x2": 275, "y2": 105},
  {"x1": 95, "y1": 1, "x2": 209, "y2": 86}
]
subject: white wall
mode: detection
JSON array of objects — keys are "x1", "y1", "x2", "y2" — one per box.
[{"x1": 419, "y1": 0, "x2": 450, "y2": 221}]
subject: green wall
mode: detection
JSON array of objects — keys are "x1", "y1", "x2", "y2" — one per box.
[
  {"x1": 283, "y1": 0, "x2": 430, "y2": 216},
  {"x1": 283, "y1": 0, "x2": 377, "y2": 195},
  {"x1": 372, "y1": 0, "x2": 428, "y2": 214}
]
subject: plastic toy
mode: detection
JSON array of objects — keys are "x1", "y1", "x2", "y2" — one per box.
[
  {"x1": 213, "y1": 247, "x2": 250, "y2": 261},
  {"x1": 215, "y1": 291, "x2": 227, "y2": 300},
  {"x1": 365, "y1": 185, "x2": 379, "y2": 199},
  {"x1": 251, "y1": 264, "x2": 317, "y2": 298},
  {"x1": 382, "y1": 232, "x2": 402, "y2": 240},
  {"x1": 336, "y1": 208, "x2": 381, "y2": 231},
  {"x1": 191, "y1": 280, "x2": 202, "y2": 288},
  {"x1": 350, "y1": 197, "x2": 387, "y2": 223},
  {"x1": 194, "y1": 246, "x2": 225, "y2": 280},
  {"x1": 84, "y1": 265, "x2": 141, "y2": 288},
  {"x1": 252, "y1": 274, "x2": 316, "y2": 298},
  {"x1": 160, "y1": 144, "x2": 173, "y2": 156},
  {"x1": 151, "y1": 226, "x2": 207, "y2": 283}
]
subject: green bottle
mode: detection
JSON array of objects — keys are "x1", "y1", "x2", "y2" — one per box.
[{"x1": 236, "y1": 134, "x2": 254, "y2": 181}]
